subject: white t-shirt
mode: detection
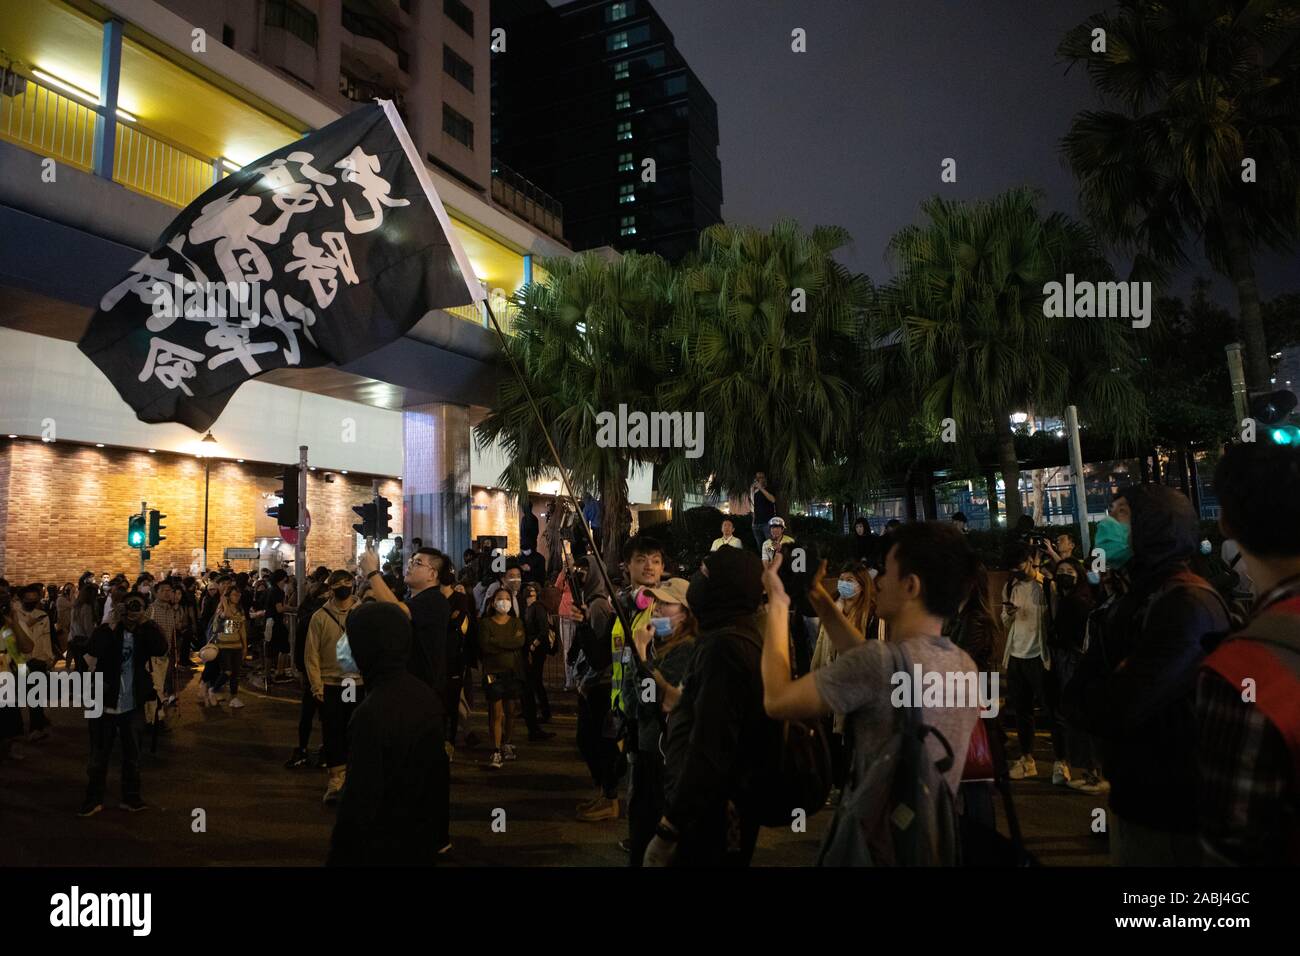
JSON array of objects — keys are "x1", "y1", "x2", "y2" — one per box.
[
  {"x1": 1003, "y1": 577, "x2": 1046, "y2": 661},
  {"x1": 710, "y1": 535, "x2": 744, "y2": 551}
]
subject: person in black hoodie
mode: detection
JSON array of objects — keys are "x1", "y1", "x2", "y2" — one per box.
[
  {"x1": 79, "y1": 590, "x2": 167, "y2": 816},
  {"x1": 328, "y1": 601, "x2": 445, "y2": 866},
  {"x1": 1062, "y1": 484, "x2": 1229, "y2": 865},
  {"x1": 645, "y1": 546, "x2": 769, "y2": 867}
]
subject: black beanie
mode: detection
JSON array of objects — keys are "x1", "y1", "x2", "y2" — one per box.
[{"x1": 346, "y1": 600, "x2": 411, "y2": 682}]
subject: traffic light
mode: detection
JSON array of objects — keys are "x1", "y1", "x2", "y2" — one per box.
[
  {"x1": 148, "y1": 509, "x2": 166, "y2": 546},
  {"x1": 267, "y1": 465, "x2": 301, "y2": 527},
  {"x1": 352, "y1": 501, "x2": 377, "y2": 539},
  {"x1": 127, "y1": 514, "x2": 146, "y2": 548},
  {"x1": 1249, "y1": 389, "x2": 1299, "y2": 446},
  {"x1": 375, "y1": 495, "x2": 393, "y2": 540}
]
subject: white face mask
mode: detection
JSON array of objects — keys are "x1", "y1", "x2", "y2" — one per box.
[{"x1": 494, "y1": 600, "x2": 512, "y2": 614}]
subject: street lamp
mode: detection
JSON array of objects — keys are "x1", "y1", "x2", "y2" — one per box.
[{"x1": 201, "y1": 431, "x2": 218, "y2": 569}]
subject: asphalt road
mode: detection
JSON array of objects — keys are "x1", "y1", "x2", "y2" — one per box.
[{"x1": 0, "y1": 669, "x2": 1107, "y2": 867}]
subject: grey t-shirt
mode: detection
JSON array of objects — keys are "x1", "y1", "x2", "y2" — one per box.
[{"x1": 813, "y1": 635, "x2": 979, "y2": 793}]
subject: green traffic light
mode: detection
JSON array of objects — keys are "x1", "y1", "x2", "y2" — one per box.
[
  {"x1": 128, "y1": 514, "x2": 146, "y2": 548},
  {"x1": 1269, "y1": 424, "x2": 1300, "y2": 446}
]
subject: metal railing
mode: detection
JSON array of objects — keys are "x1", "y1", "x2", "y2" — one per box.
[
  {"x1": 491, "y1": 161, "x2": 564, "y2": 240},
  {"x1": 446, "y1": 299, "x2": 518, "y2": 334},
  {"x1": 113, "y1": 121, "x2": 217, "y2": 207},
  {"x1": 0, "y1": 65, "x2": 98, "y2": 170}
]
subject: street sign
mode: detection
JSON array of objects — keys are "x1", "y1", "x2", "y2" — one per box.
[
  {"x1": 281, "y1": 507, "x2": 311, "y2": 546},
  {"x1": 223, "y1": 547, "x2": 261, "y2": 561}
]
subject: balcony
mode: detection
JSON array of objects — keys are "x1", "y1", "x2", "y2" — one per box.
[
  {"x1": 0, "y1": 64, "x2": 222, "y2": 208},
  {"x1": 491, "y1": 161, "x2": 564, "y2": 242},
  {"x1": 340, "y1": 7, "x2": 408, "y2": 83},
  {"x1": 446, "y1": 299, "x2": 518, "y2": 335}
]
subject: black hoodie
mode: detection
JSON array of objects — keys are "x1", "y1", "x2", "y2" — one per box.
[
  {"x1": 328, "y1": 601, "x2": 447, "y2": 866},
  {"x1": 1063, "y1": 485, "x2": 1229, "y2": 832}
]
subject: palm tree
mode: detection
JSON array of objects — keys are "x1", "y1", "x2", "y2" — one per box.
[
  {"x1": 660, "y1": 220, "x2": 872, "y2": 511},
  {"x1": 475, "y1": 251, "x2": 680, "y2": 566},
  {"x1": 1060, "y1": 0, "x2": 1300, "y2": 392},
  {"x1": 876, "y1": 187, "x2": 1145, "y2": 524}
]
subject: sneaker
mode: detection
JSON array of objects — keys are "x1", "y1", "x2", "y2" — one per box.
[
  {"x1": 284, "y1": 748, "x2": 309, "y2": 770},
  {"x1": 502, "y1": 743, "x2": 518, "y2": 761},
  {"x1": 77, "y1": 800, "x2": 102, "y2": 817},
  {"x1": 1051, "y1": 760, "x2": 1071, "y2": 786},
  {"x1": 527, "y1": 729, "x2": 555, "y2": 742},
  {"x1": 119, "y1": 797, "x2": 148, "y2": 812},
  {"x1": 488, "y1": 750, "x2": 504, "y2": 770},
  {"x1": 618, "y1": 838, "x2": 632, "y2": 854},
  {"x1": 576, "y1": 793, "x2": 604, "y2": 813},
  {"x1": 228, "y1": 697, "x2": 244, "y2": 709},
  {"x1": 1068, "y1": 770, "x2": 1106, "y2": 794},
  {"x1": 577, "y1": 796, "x2": 620, "y2": 822},
  {"x1": 436, "y1": 840, "x2": 453, "y2": 855},
  {"x1": 323, "y1": 769, "x2": 346, "y2": 804},
  {"x1": 28, "y1": 728, "x2": 50, "y2": 742},
  {"x1": 314, "y1": 749, "x2": 328, "y2": 769},
  {"x1": 1008, "y1": 756, "x2": 1038, "y2": 780}
]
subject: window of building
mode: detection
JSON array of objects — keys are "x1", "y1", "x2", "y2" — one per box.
[
  {"x1": 608, "y1": 2, "x2": 632, "y2": 21},
  {"x1": 444, "y1": 45, "x2": 474, "y2": 91},
  {"x1": 266, "y1": 0, "x2": 318, "y2": 47},
  {"x1": 608, "y1": 31, "x2": 629, "y2": 51},
  {"x1": 619, "y1": 184, "x2": 635, "y2": 204},
  {"x1": 617, "y1": 152, "x2": 634, "y2": 172},
  {"x1": 613, "y1": 60, "x2": 629, "y2": 80},
  {"x1": 222, "y1": 24, "x2": 235, "y2": 47},
  {"x1": 619, "y1": 215, "x2": 637, "y2": 237},
  {"x1": 445, "y1": 0, "x2": 473, "y2": 36},
  {"x1": 614, "y1": 91, "x2": 630, "y2": 110},
  {"x1": 443, "y1": 103, "x2": 474, "y2": 148},
  {"x1": 662, "y1": 74, "x2": 687, "y2": 96},
  {"x1": 616, "y1": 121, "x2": 632, "y2": 141}
]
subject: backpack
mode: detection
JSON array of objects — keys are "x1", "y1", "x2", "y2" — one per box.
[
  {"x1": 816, "y1": 642, "x2": 962, "y2": 866},
  {"x1": 750, "y1": 629, "x2": 833, "y2": 828}
]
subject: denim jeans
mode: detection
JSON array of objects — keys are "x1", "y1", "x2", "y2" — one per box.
[{"x1": 86, "y1": 710, "x2": 142, "y2": 804}]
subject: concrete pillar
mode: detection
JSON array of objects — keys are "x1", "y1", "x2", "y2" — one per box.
[
  {"x1": 317, "y1": 0, "x2": 343, "y2": 99},
  {"x1": 402, "y1": 402, "x2": 472, "y2": 559},
  {"x1": 93, "y1": 19, "x2": 124, "y2": 180}
]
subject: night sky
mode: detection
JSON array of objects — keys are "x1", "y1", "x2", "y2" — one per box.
[{"x1": 638, "y1": 0, "x2": 1296, "y2": 301}]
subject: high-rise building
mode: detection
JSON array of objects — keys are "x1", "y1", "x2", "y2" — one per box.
[{"x1": 492, "y1": 0, "x2": 723, "y2": 261}]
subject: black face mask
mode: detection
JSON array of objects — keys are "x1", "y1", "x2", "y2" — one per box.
[
  {"x1": 333, "y1": 586, "x2": 353, "y2": 601},
  {"x1": 21, "y1": 600, "x2": 39, "y2": 611}
]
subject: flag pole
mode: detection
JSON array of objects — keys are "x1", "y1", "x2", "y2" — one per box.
[{"x1": 479, "y1": 297, "x2": 634, "y2": 644}]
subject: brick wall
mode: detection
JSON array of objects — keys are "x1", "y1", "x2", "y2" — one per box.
[{"x1": 0, "y1": 440, "x2": 402, "y2": 585}]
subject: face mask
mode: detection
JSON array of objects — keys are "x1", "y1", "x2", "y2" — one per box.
[
  {"x1": 635, "y1": 589, "x2": 653, "y2": 611},
  {"x1": 1086, "y1": 570, "x2": 1101, "y2": 586},
  {"x1": 335, "y1": 633, "x2": 358, "y2": 674},
  {"x1": 495, "y1": 600, "x2": 512, "y2": 614},
  {"x1": 506, "y1": 578, "x2": 521, "y2": 592},
  {"x1": 333, "y1": 586, "x2": 352, "y2": 601},
  {"x1": 1014, "y1": 569, "x2": 1031, "y2": 581},
  {"x1": 1200, "y1": 539, "x2": 1212, "y2": 556},
  {"x1": 20, "y1": 600, "x2": 38, "y2": 612},
  {"x1": 837, "y1": 580, "x2": 859, "y2": 600},
  {"x1": 650, "y1": 616, "x2": 674, "y2": 638}
]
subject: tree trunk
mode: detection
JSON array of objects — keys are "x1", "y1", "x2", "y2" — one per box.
[
  {"x1": 903, "y1": 471, "x2": 918, "y2": 522},
  {"x1": 985, "y1": 469, "x2": 1000, "y2": 526},
  {"x1": 922, "y1": 472, "x2": 938, "y2": 520},
  {"x1": 599, "y1": 469, "x2": 630, "y2": 574},
  {"x1": 996, "y1": 410, "x2": 1023, "y2": 526},
  {"x1": 1186, "y1": 444, "x2": 1202, "y2": 518},
  {"x1": 1174, "y1": 446, "x2": 1190, "y2": 496},
  {"x1": 1221, "y1": 201, "x2": 1272, "y2": 392},
  {"x1": 1150, "y1": 449, "x2": 1162, "y2": 484}
]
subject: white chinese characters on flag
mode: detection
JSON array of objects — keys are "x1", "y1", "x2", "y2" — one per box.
[{"x1": 79, "y1": 102, "x2": 484, "y2": 431}]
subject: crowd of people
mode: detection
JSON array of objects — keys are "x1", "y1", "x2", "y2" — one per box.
[{"x1": 1, "y1": 441, "x2": 1296, "y2": 866}]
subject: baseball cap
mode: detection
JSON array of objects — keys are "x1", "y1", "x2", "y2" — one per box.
[
  {"x1": 768, "y1": 516, "x2": 786, "y2": 528},
  {"x1": 646, "y1": 577, "x2": 690, "y2": 608}
]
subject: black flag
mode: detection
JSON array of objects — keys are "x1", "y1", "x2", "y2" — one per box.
[{"x1": 79, "y1": 101, "x2": 482, "y2": 431}]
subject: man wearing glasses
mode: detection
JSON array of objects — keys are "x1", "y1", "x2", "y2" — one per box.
[
  {"x1": 78, "y1": 590, "x2": 167, "y2": 817},
  {"x1": 359, "y1": 546, "x2": 453, "y2": 852}
]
